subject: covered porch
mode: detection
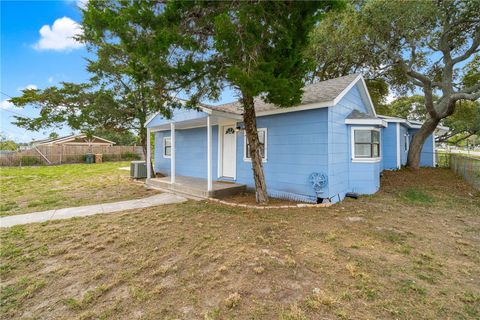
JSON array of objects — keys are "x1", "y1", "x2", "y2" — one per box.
[{"x1": 145, "y1": 105, "x2": 244, "y2": 198}]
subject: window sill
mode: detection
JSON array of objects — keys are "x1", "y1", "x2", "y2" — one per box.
[
  {"x1": 163, "y1": 156, "x2": 171, "y2": 159},
  {"x1": 351, "y1": 158, "x2": 381, "y2": 163}
]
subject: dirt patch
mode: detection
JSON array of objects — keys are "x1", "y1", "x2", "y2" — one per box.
[{"x1": 1, "y1": 168, "x2": 479, "y2": 319}]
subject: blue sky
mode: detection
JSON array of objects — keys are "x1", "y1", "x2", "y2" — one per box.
[
  {"x1": 0, "y1": 0, "x2": 237, "y2": 143},
  {"x1": 1, "y1": 0, "x2": 93, "y2": 142}
]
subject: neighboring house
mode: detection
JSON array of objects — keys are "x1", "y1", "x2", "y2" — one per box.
[
  {"x1": 145, "y1": 74, "x2": 447, "y2": 203},
  {"x1": 32, "y1": 134, "x2": 115, "y2": 147}
]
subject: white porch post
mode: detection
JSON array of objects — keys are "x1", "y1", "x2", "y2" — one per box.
[
  {"x1": 170, "y1": 122, "x2": 176, "y2": 184},
  {"x1": 207, "y1": 116, "x2": 213, "y2": 192},
  {"x1": 146, "y1": 127, "x2": 151, "y2": 179}
]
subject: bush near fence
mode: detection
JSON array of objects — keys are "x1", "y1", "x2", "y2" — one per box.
[{"x1": 0, "y1": 145, "x2": 144, "y2": 167}]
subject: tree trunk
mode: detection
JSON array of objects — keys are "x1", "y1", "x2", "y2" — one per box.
[
  {"x1": 242, "y1": 96, "x2": 269, "y2": 204},
  {"x1": 138, "y1": 120, "x2": 155, "y2": 176},
  {"x1": 407, "y1": 117, "x2": 440, "y2": 169}
]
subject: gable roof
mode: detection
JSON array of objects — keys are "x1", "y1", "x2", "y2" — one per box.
[
  {"x1": 34, "y1": 134, "x2": 115, "y2": 146},
  {"x1": 205, "y1": 73, "x2": 376, "y2": 117},
  {"x1": 145, "y1": 74, "x2": 377, "y2": 127}
]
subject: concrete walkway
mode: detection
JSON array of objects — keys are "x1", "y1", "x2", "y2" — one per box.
[{"x1": 0, "y1": 193, "x2": 187, "y2": 228}]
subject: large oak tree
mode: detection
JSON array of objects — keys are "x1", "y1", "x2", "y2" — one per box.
[{"x1": 308, "y1": 0, "x2": 480, "y2": 168}]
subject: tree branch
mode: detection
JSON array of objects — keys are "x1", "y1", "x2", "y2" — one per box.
[{"x1": 451, "y1": 28, "x2": 480, "y2": 65}]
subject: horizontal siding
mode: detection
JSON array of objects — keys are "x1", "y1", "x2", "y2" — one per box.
[
  {"x1": 328, "y1": 84, "x2": 375, "y2": 201},
  {"x1": 154, "y1": 126, "x2": 218, "y2": 178},
  {"x1": 236, "y1": 108, "x2": 329, "y2": 202},
  {"x1": 382, "y1": 123, "x2": 398, "y2": 170}
]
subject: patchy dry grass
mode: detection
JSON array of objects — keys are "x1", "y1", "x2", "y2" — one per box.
[
  {"x1": 1, "y1": 168, "x2": 479, "y2": 319},
  {"x1": 0, "y1": 162, "x2": 157, "y2": 216}
]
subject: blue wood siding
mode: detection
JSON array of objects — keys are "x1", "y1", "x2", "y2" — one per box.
[
  {"x1": 149, "y1": 82, "x2": 404, "y2": 202},
  {"x1": 154, "y1": 126, "x2": 219, "y2": 178},
  {"x1": 327, "y1": 84, "x2": 375, "y2": 200},
  {"x1": 346, "y1": 125, "x2": 381, "y2": 195},
  {"x1": 381, "y1": 123, "x2": 398, "y2": 170},
  {"x1": 235, "y1": 108, "x2": 329, "y2": 203}
]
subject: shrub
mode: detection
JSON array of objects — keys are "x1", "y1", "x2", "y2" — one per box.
[
  {"x1": 120, "y1": 151, "x2": 141, "y2": 161},
  {"x1": 103, "y1": 154, "x2": 121, "y2": 162},
  {"x1": 20, "y1": 156, "x2": 42, "y2": 166}
]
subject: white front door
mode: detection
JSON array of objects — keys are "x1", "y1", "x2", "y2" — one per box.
[{"x1": 221, "y1": 125, "x2": 236, "y2": 178}]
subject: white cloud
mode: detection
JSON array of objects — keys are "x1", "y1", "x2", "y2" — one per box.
[
  {"x1": 48, "y1": 77, "x2": 54, "y2": 84},
  {"x1": 33, "y1": 17, "x2": 84, "y2": 51},
  {"x1": 0, "y1": 99, "x2": 14, "y2": 110},
  {"x1": 17, "y1": 84, "x2": 37, "y2": 92}
]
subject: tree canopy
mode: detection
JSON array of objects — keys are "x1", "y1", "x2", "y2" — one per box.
[
  {"x1": 308, "y1": 0, "x2": 480, "y2": 168},
  {"x1": 157, "y1": 1, "x2": 342, "y2": 202}
]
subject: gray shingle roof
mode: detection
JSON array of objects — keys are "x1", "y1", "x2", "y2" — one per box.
[
  {"x1": 205, "y1": 73, "x2": 361, "y2": 115},
  {"x1": 346, "y1": 109, "x2": 378, "y2": 120}
]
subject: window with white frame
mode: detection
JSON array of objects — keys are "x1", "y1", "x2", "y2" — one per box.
[
  {"x1": 404, "y1": 133, "x2": 410, "y2": 152},
  {"x1": 244, "y1": 128, "x2": 267, "y2": 161},
  {"x1": 352, "y1": 128, "x2": 380, "y2": 160},
  {"x1": 163, "y1": 137, "x2": 171, "y2": 158}
]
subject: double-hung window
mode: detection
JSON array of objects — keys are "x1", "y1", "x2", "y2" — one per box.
[
  {"x1": 244, "y1": 128, "x2": 267, "y2": 162},
  {"x1": 352, "y1": 128, "x2": 380, "y2": 161},
  {"x1": 163, "y1": 137, "x2": 171, "y2": 158}
]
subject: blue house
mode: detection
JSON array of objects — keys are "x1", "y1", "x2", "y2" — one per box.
[{"x1": 145, "y1": 74, "x2": 445, "y2": 203}]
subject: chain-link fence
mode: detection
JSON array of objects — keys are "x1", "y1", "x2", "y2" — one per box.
[{"x1": 437, "y1": 151, "x2": 480, "y2": 190}]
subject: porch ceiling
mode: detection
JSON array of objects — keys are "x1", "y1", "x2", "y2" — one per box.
[{"x1": 150, "y1": 114, "x2": 239, "y2": 132}]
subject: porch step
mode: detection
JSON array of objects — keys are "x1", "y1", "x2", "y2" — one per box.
[{"x1": 146, "y1": 176, "x2": 246, "y2": 199}]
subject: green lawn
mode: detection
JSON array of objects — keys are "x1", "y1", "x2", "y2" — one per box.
[
  {"x1": 1, "y1": 168, "x2": 479, "y2": 319},
  {"x1": 0, "y1": 162, "x2": 157, "y2": 216}
]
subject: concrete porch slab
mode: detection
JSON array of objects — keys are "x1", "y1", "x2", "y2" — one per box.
[{"x1": 146, "y1": 176, "x2": 246, "y2": 199}]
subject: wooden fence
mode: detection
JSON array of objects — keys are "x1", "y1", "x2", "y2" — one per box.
[{"x1": 0, "y1": 145, "x2": 144, "y2": 167}]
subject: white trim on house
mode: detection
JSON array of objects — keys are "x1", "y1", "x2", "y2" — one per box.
[
  {"x1": 147, "y1": 128, "x2": 151, "y2": 179},
  {"x1": 345, "y1": 118, "x2": 387, "y2": 127},
  {"x1": 217, "y1": 122, "x2": 237, "y2": 180},
  {"x1": 145, "y1": 106, "x2": 242, "y2": 128},
  {"x1": 333, "y1": 74, "x2": 377, "y2": 117},
  {"x1": 243, "y1": 128, "x2": 268, "y2": 163},
  {"x1": 170, "y1": 123, "x2": 176, "y2": 184},
  {"x1": 396, "y1": 123, "x2": 401, "y2": 169},
  {"x1": 254, "y1": 101, "x2": 332, "y2": 117},
  {"x1": 207, "y1": 116, "x2": 212, "y2": 191},
  {"x1": 350, "y1": 126, "x2": 382, "y2": 163},
  {"x1": 432, "y1": 133, "x2": 436, "y2": 167},
  {"x1": 162, "y1": 136, "x2": 171, "y2": 158}
]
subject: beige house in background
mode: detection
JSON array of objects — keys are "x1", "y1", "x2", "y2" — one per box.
[{"x1": 32, "y1": 134, "x2": 115, "y2": 147}]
